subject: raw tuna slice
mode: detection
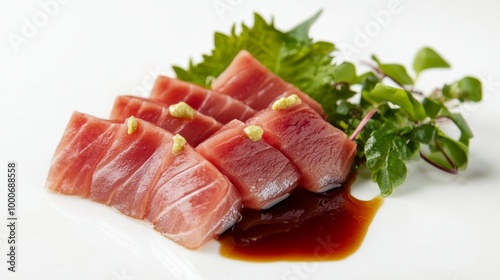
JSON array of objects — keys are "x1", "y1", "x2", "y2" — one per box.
[
  {"x1": 151, "y1": 76, "x2": 256, "y2": 124},
  {"x1": 197, "y1": 120, "x2": 301, "y2": 209},
  {"x1": 212, "y1": 50, "x2": 328, "y2": 119},
  {"x1": 47, "y1": 113, "x2": 242, "y2": 249},
  {"x1": 110, "y1": 95, "x2": 223, "y2": 147},
  {"x1": 147, "y1": 141, "x2": 242, "y2": 249},
  {"x1": 88, "y1": 116, "x2": 174, "y2": 219},
  {"x1": 247, "y1": 96, "x2": 357, "y2": 193},
  {"x1": 46, "y1": 112, "x2": 120, "y2": 197}
]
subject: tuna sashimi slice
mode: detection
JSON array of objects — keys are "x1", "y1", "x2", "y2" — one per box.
[
  {"x1": 88, "y1": 117, "x2": 174, "y2": 219},
  {"x1": 110, "y1": 95, "x2": 223, "y2": 147},
  {"x1": 47, "y1": 112, "x2": 241, "y2": 248},
  {"x1": 147, "y1": 143, "x2": 242, "y2": 249},
  {"x1": 197, "y1": 120, "x2": 300, "y2": 209},
  {"x1": 212, "y1": 50, "x2": 328, "y2": 119},
  {"x1": 46, "y1": 112, "x2": 120, "y2": 197},
  {"x1": 151, "y1": 76, "x2": 256, "y2": 124},
  {"x1": 248, "y1": 101, "x2": 357, "y2": 193}
]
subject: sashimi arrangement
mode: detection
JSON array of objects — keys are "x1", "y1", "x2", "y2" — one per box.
[
  {"x1": 46, "y1": 11, "x2": 482, "y2": 255},
  {"x1": 46, "y1": 48, "x2": 355, "y2": 249}
]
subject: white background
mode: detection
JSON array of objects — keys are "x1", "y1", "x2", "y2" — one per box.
[{"x1": 1, "y1": 0, "x2": 500, "y2": 279}]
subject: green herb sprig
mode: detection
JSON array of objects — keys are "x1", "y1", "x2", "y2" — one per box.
[{"x1": 173, "y1": 11, "x2": 482, "y2": 196}]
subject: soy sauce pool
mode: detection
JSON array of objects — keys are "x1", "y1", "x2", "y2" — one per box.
[{"x1": 218, "y1": 174, "x2": 382, "y2": 261}]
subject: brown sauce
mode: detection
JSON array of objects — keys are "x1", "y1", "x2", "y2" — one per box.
[{"x1": 217, "y1": 173, "x2": 382, "y2": 262}]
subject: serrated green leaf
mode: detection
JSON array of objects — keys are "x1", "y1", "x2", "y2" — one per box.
[
  {"x1": 172, "y1": 65, "x2": 191, "y2": 82},
  {"x1": 285, "y1": 10, "x2": 322, "y2": 46},
  {"x1": 367, "y1": 83, "x2": 426, "y2": 121},
  {"x1": 277, "y1": 41, "x2": 336, "y2": 97},
  {"x1": 172, "y1": 13, "x2": 283, "y2": 87},
  {"x1": 413, "y1": 47, "x2": 450, "y2": 76},
  {"x1": 173, "y1": 11, "x2": 337, "y2": 109}
]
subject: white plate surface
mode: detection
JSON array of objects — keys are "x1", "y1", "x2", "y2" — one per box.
[{"x1": 1, "y1": 0, "x2": 500, "y2": 279}]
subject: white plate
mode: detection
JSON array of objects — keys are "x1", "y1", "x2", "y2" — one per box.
[{"x1": 1, "y1": 0, "x2": 500, "y2": 279}]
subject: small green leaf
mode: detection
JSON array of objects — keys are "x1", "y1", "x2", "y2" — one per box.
[
  {"x1": 380, "y1": 64, "x2": 414, "y2": 85},
  {"x1": 458, "y1": 77, "x2": 483, "y2": 102},
  {"x1": 332, "y1": 62, "x2": 357, "y2": 84},
  {"x1": 440, "y1": 108, "x2": 474, "y2": 146},
  {"x1": 410, "y1": 124, "x2": 437, "y2": 144},
  {"x1": 375, "y1": 156, "x2": 407, "y2": 196},
  {"x1": 422, "y1": 97, "x2": 443, "y2": 118},
  {"x1": 420, "y1": 98, "x2": 473, "y2": 146},
  {"x1": 365, "y1": 129, "x2": 411, "y2": 196},
  {"x1": 391, "y1": 134, "x2": 413, "y2": 159},
  {"x1": 449, "y1": 113, "x2": 473, "y2": 145},
  {"x1": 365, "y1": 132, "x2": 392, "y2": 170},
  {"x1": 443, "y1": 76, "x2": 483, "y2": 102},
  {"x1": 372, "y1": 55, "x2": 414, "y2": 85},
  {"x1": 413, "y1": 47, "x2": 450, "y2": 76},
  {"x1": 367, "y1": 83, "x2": 426, "y2": 121},
  {"x1": 365, "y1": 130, "x2": 411, "y2": 171}
]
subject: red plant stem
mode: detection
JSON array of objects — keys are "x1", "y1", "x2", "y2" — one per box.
[
  {"x1": 350, "y1": 107, "x2": 378, "y2": 141},
  {"x1": 420, "y1": 141, "x2": 459, "y2": 174}
]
